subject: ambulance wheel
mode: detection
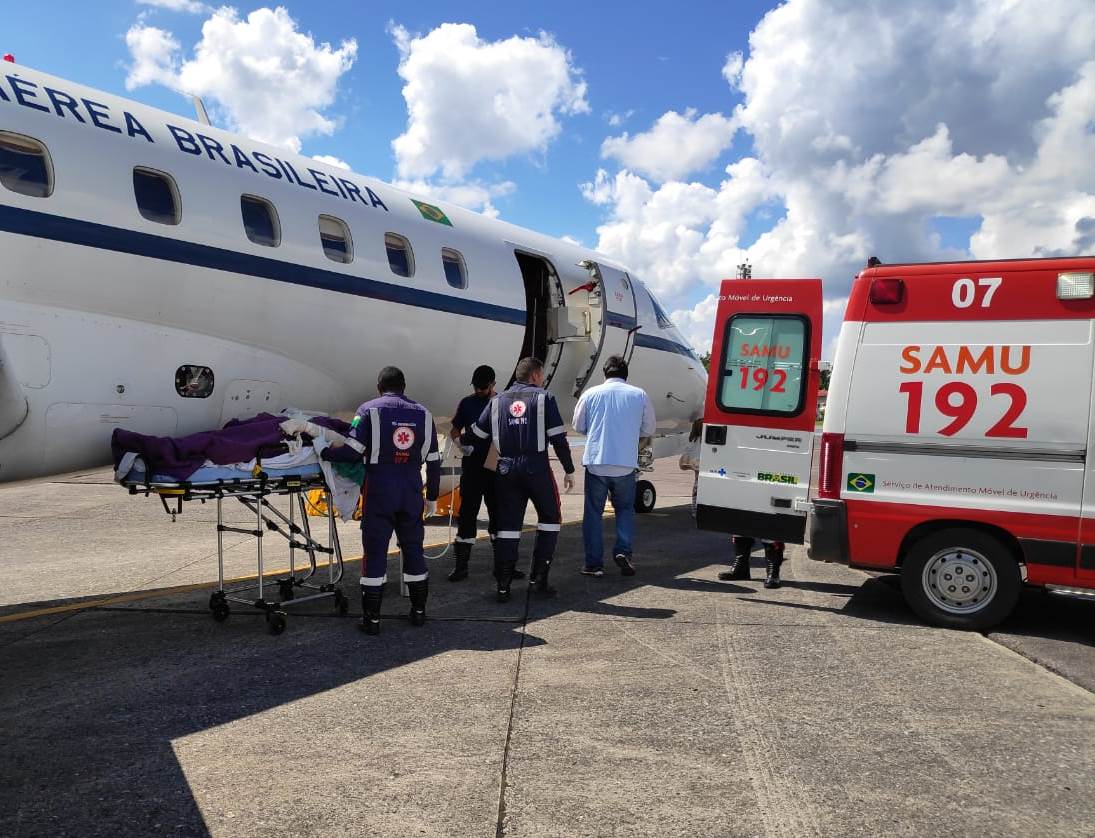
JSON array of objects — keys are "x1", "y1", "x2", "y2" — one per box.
[
  {"x1": 635, "y1": 480, "x2": 656, "y2": 514},
  {"x1": 266, "y1": 611, "x2": 287, "y2": 635},
  {"x1": 901, "y1": 528, "x2": 1020, "y2": 631}
]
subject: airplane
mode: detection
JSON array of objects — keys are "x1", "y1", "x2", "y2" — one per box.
[{"x1": 0, "y1": 57, "x2": 708, "y2": 507}]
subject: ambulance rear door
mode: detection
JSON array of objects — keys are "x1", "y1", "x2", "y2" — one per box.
[{"x1": 696, "y1": 279, "x2": 823, "y2": 543}]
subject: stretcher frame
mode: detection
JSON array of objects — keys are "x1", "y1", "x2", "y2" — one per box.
[{"x1": 125, "y1": 471, "x2": 348, "y2": 634}]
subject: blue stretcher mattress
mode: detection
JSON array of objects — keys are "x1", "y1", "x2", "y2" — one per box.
[{"x1": 123, "y1": 462, "x2": 323, "y2": 485}]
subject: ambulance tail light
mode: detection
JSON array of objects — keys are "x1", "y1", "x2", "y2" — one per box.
[
  {"x1": 869, "y1": 277, "x2": 905, "y2": 305},
  {"x1": 1057, "y1": 272, "x2": 1094, "y2": 300},
  {"x1": 817, "y1": 432, "x2": 845, "y2": 500}
]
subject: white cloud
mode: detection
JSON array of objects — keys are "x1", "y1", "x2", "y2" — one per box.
[
  {"x1": 601, "y1": 108, "x2": 736, "y2": 182},
  {"x1": 390, "y1": 22, "x2": 588, "y2": 180},
  {"x1": 390, "y1": 178, "x2": 516, "y2": 219},
  {"x1": 124, "y1": 24, "x2": 180, "y2": 89},
  {"x1": 312, "y1": 154, "x2": 351, "y2": 170},
  {"x1": 721, "y1": 51, "x2": 743, "y2": 88},
  {"x1": 137, "y1": 0, "x2": 208, "y2": 13},
  {"x1": 582, "y1": 0, "x2": 1095, "y2": 356},
  {"x1": 605, "y1": 109, "x2": 634, "y2": 127},
  {"x1": 125, "y1": 7, "x2": 357, "y2": 153}
]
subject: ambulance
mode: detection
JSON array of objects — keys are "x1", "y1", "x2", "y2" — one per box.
[{"x1": 696, "y1": 257, "x2": 1095, "y2": 630}]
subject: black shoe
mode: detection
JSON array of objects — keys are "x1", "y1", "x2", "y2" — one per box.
[
  {"x1": 530, "y1": 560, "x2": 556, "y2": 598},
  {"x1": 763, "y1": 545, "x2": 784, "y2": 589},
  {"x1": 360, "y1": 587, "x2": 383, "y2": 636},
  {"x1": 614, "y1": 553, "x2": 636, "y2": 576},
  {"x1": 407, "y1": 579, "x2": 428, "y2": 625},
  {"x1": 448, "y1": 542, "x2": 471, "y2": 582},
  {"x1": 497, "y1": 587, "x2": 511, "y2": 603},
  {"x1": 718, "y1": 559, "x2": 752, "y2": 581},
  {"x1": 360, "y1": 619, "x2": 381, "y2": 635}
]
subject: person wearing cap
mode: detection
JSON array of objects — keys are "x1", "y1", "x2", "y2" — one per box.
[{"x1": 446, "y1": 364, "x2": 506, "y2": 582}]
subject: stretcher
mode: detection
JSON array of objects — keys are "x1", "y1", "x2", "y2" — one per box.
[{"x1": 118, "y1": 458, "x2": 348, "y2": 634}]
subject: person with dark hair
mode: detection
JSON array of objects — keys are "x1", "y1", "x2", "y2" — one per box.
[
  {"x1": 446, "y1": 364, "x2": 502, "y2": 582},
  {"x1": 322, "y1": 366, "x2": 441, "y2": 634},
  {"x1": 572, "y1": 355, "x2": 656, "y2": 576},
  {"x1": 463, "y1": 357, "x2": 576, "y2": 601}
]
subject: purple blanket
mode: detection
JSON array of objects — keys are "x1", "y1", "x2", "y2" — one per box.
[{"x1": 112, "y1": 413, "x2": 288, "y2": 481}]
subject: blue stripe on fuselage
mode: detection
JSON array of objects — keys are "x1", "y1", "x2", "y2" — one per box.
[{"x1": 0, "y1": 203, "x2": 697, "y2": 357}]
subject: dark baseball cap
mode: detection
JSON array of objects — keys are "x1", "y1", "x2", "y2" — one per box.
[{"x1": 471, "y1": 365, "x2": 496, "y2": 388}]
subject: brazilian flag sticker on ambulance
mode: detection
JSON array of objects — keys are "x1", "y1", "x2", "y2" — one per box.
[
  {"x1": 846, "y1": 473, "x2": 875, "y2": 493},
  {"x1": 411, "y1": 199, "x2": 453, "y2": 226}
]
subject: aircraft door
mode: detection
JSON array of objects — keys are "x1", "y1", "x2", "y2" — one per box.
[
  {"x1": 695, "y1": 279, "x2": 823, "y2": 544},
  {"x1": 572, "y1": 261, "x2": 638, "y2": 396}
]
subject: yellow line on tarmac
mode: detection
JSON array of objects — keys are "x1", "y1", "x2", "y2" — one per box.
[{"x1": 0, "y1": 516, "x2": 587, "y2": 625}]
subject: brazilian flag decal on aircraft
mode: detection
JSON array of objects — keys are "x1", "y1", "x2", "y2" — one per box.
[
  {"x1": 846, "y1": 473, "x2": 875, "y2": 493},
  {"x1": 412, "y1": 199, "x2": 453, "y2": 226}
]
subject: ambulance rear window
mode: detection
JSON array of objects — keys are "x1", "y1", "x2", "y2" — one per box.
[{"x1": 717, "y1": 314, "x2": 808, "y2": 416}]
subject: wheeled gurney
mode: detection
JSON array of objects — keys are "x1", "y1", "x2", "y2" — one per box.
[{"x1": 118, "y1": 459, "x2": 348, "y2": 634}]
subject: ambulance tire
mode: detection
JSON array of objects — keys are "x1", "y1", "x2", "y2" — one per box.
[
  {"x1": 635, "y1": 480, "x2": 656, "y2": 514},
  {"x1": 901, "y1": 528, "x2": 1021, "y2": 631}
]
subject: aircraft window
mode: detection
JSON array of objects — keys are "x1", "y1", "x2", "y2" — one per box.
[
  {"x1": 241, "y1": 195, "x2": 280, "y2": 247},
  {"x1": 441, "y1": 248, "x2": 467, "y2": 289},
  {"x1": 717, "y1": 314, "x2": 808, "y2": 417},
  {"x1": 385, "y1": 233, "x2": 415, "y2": 278},
  {"x1": 0, "y1": 131, "x2": 53, "y2": 198},
  {"x1": 133, "y1": 167, "x2": 180, "y2": 225},
  {"x1": 175, "y1": 365, "x2": 215, "y2": 399},
  {"x1": 319, "y1": 215, "x2": 353, "y2": 263},
  {"x1": 648, "y1": 289, "x2": 675, "y2": 330}
]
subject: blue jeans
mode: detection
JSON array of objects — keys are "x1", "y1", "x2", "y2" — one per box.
[{"x1": 582, "y1": 469, "x2": 636, "y2": 568}]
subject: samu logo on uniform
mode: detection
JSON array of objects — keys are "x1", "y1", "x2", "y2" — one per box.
[
  {"x1": 392, "y1": 426, "x2": 416, "y2": 451},
  {"x1": 509, "y1": 400, "x2": 527, "y2": 418}
]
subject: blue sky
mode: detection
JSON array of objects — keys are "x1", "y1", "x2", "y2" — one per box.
[{"x1": 5, "y1": 1, "x2": 1094, "y2": 355}]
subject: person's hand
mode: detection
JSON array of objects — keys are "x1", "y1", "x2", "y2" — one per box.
[
  {"x1": 448, "y1": 426, "x2": 461, "y2": 441},
  {"x1": 563, "y1": 473, "x2": 575, "y2": 493}
]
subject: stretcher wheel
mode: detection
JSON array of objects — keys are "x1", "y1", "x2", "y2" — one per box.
[
  {"x1": 334, "y1": 589, "x2": 349, "y2": 616},
  {"x1": 211, "y1": 601, "x2": 230, "y2": 622},
  {"x1": 634, "y1": 480, "x2": 656, "y2": 513},
  {"x1": 278, "y1": 579, "x2": 295, "y2": 601},
  {"x1": 266, "y1": 611, "x2": 287, "y2": 635}
]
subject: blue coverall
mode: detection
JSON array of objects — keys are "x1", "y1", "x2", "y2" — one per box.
[
  {"x1": 324, "y1": 392, "x2": 441, "y2": 627},
  {"x1": 464, "y1": 382, "x2": 575, "y2": 596}
]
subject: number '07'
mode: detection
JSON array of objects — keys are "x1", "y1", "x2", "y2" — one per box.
[
  {"x1": 898, "y1": 382, "x2": 1028, "y2": 438},
  {"x1": 952, "y1": 276, "x2": 1002, "y2": 309}
]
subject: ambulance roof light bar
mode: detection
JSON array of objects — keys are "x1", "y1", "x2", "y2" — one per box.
[
  {"x1": 1057, "y1": 272, "x2": 1094, "y2": 300},
  {"x1": 868, "y1": 277, "x2": 905, "y2": 305}
]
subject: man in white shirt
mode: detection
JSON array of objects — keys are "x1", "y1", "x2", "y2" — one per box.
[{"x1": 572, "y1": 355, "x2": 656, "y2": 576}]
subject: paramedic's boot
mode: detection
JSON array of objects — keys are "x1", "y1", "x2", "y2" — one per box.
[
  {"x1": 408, "y1": 579, "x2": 428, "y2": 626},
  {"x1": 719, "y1": 537, "x2": 754, "y2": 581},
  {"x1": 529, "y1": 558, "x2": 556, "y2": 598},
  {"x1": 448, "y1": 541, "x2": 471, "y2": 582},
  {"x1": 495, "y1": 558, "x2": 515, "y2": 603},
  {"x1": 360, "y1": 586, "x2": 383, "y2": 635},
  {"x1": 763, "y1": 543, "x2": 784, "y2": 589}
]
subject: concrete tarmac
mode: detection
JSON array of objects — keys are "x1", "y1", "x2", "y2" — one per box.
[{"x1": 1, "y1": 459, "x2": 1093, "y2": 837}]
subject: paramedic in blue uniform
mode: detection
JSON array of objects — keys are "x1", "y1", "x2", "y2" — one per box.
[
  {"x1": 446, "y1": 364, "x2": 503, "y2": 583},
  {"x1": 464, "y1": 357, "x2": 575, "y2": 601},
  {"x1": 322, "y1": 366, "x2": 441, "y2": 634}
]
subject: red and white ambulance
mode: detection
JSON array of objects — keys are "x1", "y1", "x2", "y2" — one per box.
[{"x1": 696, "y1": 257, "x2": 1095, "y2": 630}]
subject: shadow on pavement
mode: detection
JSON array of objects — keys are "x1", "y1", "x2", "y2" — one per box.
[{"x1": 0, "y1": 502, "x2": 724, "y2": 837}]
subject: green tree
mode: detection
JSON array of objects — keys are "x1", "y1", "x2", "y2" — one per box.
[{"x1": 699, "y1": 351, "x2": 711, "y2": 370}]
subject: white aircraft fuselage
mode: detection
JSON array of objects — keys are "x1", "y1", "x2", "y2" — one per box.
[{"x1": 0, "y1": 60, "x2": 707, "y2": 483}]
